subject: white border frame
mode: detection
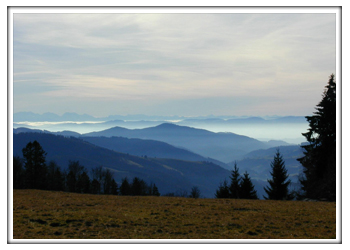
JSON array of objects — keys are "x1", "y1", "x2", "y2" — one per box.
[{"x1": 6, "y1": 5, "x2": 344, "y2": 246}]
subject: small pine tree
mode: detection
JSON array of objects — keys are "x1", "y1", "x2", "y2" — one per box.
[
  {"x1": 151, "y1": 183, "x2": 160, "y2": 196},
  {"x1": 239, "y1": 171, "x2": 258, "y2": 199},
  {"x1": 131, "y1": 177, "x2": 143, "y2": 196},
  {"x1": 119, "y1": 177, "x2": 131, "y2": 195},
  {"x1": 264, "y1": 149, "x2": 292, "y2": 200}
]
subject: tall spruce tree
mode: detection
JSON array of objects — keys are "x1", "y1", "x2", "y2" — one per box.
[
  {"x1": 229, "y1": 162, "x2": 241, "y2": 198},
  {"x1": 298, "y1": 74, "x2": 336, "y2": 201},
  {"x1": 264, "y1": 149, "x2": 292, "y2": 200},
  {"x1": 240, "y1": 171, "x2": 258, "y2": 199}
]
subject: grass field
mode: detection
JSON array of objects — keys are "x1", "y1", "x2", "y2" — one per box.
[{"x1": 12, "y1": 189, "x2": 336, "y2": 240}]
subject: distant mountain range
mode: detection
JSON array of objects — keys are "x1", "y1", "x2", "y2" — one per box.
[{"x1": 14, "y1": 111, "x2": 307, "y2": 124}]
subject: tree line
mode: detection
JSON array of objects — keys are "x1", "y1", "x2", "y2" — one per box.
[
  {"x1": 13, "y1": 142, "x2": 160, "y2": 196},
  {"x1": 215, "y1": 74, "x2": 336, "y2": 201}
]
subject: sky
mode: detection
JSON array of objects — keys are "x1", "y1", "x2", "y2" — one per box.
[{"x1": 12, "y1": 10, "x2": 337, "y2": 118}]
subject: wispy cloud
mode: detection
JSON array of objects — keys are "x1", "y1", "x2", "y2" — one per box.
[{"x1": 13, "y1": 12, "x2": 336, "y2": 116}]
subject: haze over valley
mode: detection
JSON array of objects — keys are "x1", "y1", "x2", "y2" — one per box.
[{"x1": 13, "y1": 112, "x2": 308, "y2": 144}]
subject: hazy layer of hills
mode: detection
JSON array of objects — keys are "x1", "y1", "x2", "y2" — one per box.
[{"x1": 81, "y1": 123, "x2": 270, "y2": 163}]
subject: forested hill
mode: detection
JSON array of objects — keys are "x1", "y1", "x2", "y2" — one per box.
[{"x1": 13, "y1": 132, "x2": 231, "y2": 198}]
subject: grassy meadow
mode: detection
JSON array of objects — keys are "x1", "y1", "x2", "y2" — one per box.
[{"x1": 12, "y1": 189, "x2": 336, "y2": 240}]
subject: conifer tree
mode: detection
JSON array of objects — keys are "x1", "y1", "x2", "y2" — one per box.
[
  {"x1": 240, "y1": 171, "x2": 258, "y2": 199},
  {"x1": 264, "y1": 149, "x2": 292, "y2": 200},
  {"x1": 151, "y1": 183, "x2": 160, "y2": 196},
  {"x1": 131, "y1": 177, "x2": 143, "y2": 196},
  {"x1": 110, "y1": 179, "x2": 119, "y2": 195},
  {"x1": 229, "y1": 162, "x2": 241, "y2": 198},
  {"x1": 298, "y1": 74, "x2": 336, "y2": 201},
  {"x1": 119, "y1": 177, "x2": 131, "y2": 195}
]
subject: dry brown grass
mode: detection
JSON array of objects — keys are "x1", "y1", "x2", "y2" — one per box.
[{"x1": 12, "y1": 189, "x2": 336, "y2": 239}]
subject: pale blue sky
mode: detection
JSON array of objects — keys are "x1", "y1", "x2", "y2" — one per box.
[{"x1": 13, "y1": 11, "x2": 336, "y2": 117}]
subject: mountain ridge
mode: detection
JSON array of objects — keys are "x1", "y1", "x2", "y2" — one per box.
[{"x1": 81, "y1": 123, "x2": 269, "y2": 162}]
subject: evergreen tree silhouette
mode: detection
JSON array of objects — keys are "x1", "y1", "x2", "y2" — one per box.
[
  {"x1": 264, "y1": 149, "x2": 292, "y2": 200},
  {"x1": 119, "y1": 177, "x2": 131, "y2": 195},
  {"x1": 229, "y1": 162, "x2": 241, "y2": 198},
  {"x1": 151, "y1": 183, "x2": 160, "y2": 196},
  {"x1": 298, "y1": 74, "x2": 336, "y2": 201}
]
